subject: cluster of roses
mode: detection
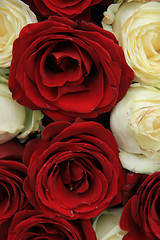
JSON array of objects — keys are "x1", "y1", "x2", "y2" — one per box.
[
  {"x1": 0, "y1": 0, "x2": 160, "y2": 240},
  {"x1": 102, "y1": 1, "x2": 160, "y2": 240}
]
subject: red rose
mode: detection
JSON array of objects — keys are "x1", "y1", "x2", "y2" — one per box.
[
  {"x1": 122, "y1": 171, "x2": 147, "y2": 205},
  {"x1": 8, "y1": 210, "x2": 97, "y2": 240},
  {"x1": 23, "y1": 0, "x2": 103, "y2": 18},
  {"x1": 120, "y1": 172, "x2": 160, "y2": 240},
  {"x1": 0, "y1": 141, "x2": 26, "y2": 225},
  {"x1": 23, "y1": 120, "x2": 125, "y2": 219},
  {"x1": 0, "y1": 219, "x2": 12, "y2": 240},
  {"x1": 9, "y1": 16, "x2": 133, "y2": 121}
]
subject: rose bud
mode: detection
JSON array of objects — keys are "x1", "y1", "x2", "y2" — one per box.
[
  {"x1": 0, "y1": 78, "x2": 43, "y2": 144},
  {"x1": 110, "y1": 83, "x2": 160, "y2": 174},
  {"x1": 102, "y1": 1, "x2": 160, "y2": 87},
  {"x1": 93, "y1": 207, "x2": 127, "y2": 240},
  {"x1": 0, "y1": 0, "x2": 37, "y2": 68}
]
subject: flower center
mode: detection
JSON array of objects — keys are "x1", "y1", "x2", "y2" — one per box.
[
  {"x1": 45, "y1": 53, "x2": 78, "y2": 74},
  {"x1": 60, "y1": 160, "x2": 89, "y2": 193}
]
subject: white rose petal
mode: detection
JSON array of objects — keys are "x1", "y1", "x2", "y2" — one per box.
[
  {"x1": 112, "y1": 1, "x2": 144, "y2": 41},
  {"x1": 119, "y1": 151, "x2": 160, "y2": 174},
  {"x1": 0, "y1": 75, "x2": 43, "y2": 143},
  {"x1": 93, "y1": 208, "x2": 127, "y2": 240},
  {"x1": 0, "y1": 83, "x2": 25, "y2": 143}
]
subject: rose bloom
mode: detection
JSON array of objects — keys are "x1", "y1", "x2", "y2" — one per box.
[
  {"x1": 110, "y1": 83, "x2": 160, "y2": 174},
  {"x1": 23, "y1": 0, "x2": 104, "y2": 19},
  {"x1": 23, "y1": 120, "x2": 125, "y2": 219},
  {"x1": 9, "y1": 15, "x2": 133, "y2": 121},
  {"x1": 8, "y1": 210, "x2": 97, "y2": 240},
  {"x1": 0, "y1": 0, "x2": 37, "y2": 68},
  {"x1": 93, "y1": 207, "x2": 127, "y2": 240},
  {"x1": 0, "y1": 141, "x2": 26, "y2": 225},
  {"x1": 102, "y1": 1, "x2": 160, "y2": 87},
  {"x1": 120, "y1": 171, "x2": 160, "y2": 240}
]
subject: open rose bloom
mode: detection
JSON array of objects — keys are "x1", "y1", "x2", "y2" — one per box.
[
  {"x1": 102, "y1": 0, "x2": 160, "y2": 87},
  {"x1": 8, "y1": 15, "x2": 133, "y2": 121},
  {"x1": 8, "y1": 210, "x2": 97, "y2": 240},
  {"x1": 23, "y1": 121, "x2": 125, "y2": 220},
  {"x1": 120, "y1": 172, "x2": 160, "y2": 240},
  {"x1": 110, "y1": 83, "x2": 160, "y2": 174},
  {"x1": 22, "y1": 0, "x2": 104, "y2": 19}
]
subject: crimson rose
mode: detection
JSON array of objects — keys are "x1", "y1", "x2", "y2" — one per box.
[
  {"x1": 8, "y1": 210, "x2": 96, "y2": 240},
  {"x1": 23, "y1": 0, "x2": 104, "y2": 18},
  {"x1": 122, "y1": 171, "x2": 147, "y2": 205},
  {"x1": 0, "y1": 141, "x2": 26, "y2": 225},
  {"x1": 9, "y1": 16, "x2": 133, "y2": 121},
  {"x1": 120, "y1": 172, "x2": 160, "y2": 240},
  {"x1": 23, "y1": 120, "x2": 125, "y2": 219}
]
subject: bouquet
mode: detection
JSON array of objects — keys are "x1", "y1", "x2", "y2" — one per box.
[{"x1": 0, "y1": 0, "x2": 160, "y2": 239}]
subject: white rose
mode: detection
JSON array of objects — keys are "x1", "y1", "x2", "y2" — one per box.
[
  {"x1": 0, "y1": 0, "x2": 37, "y2": 67},
  {"x1": 93, "y1": 207, "x2": 127, "y2": 240},
  {"x1": 0, "y1": 79, "x2": 43, "y2": 144},
  {"x1": 0, "y1": 82, "x2": 25, "y2": 143},
  {"x1": 110, "y1": 83, "x2": 160, "y2": 174},
  {"x1": 102, "y1": 1, "x2": 160, "y2": 88}
]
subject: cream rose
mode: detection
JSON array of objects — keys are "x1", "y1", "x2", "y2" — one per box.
[
  {"x1": 0, "y1": 0, "x2": 37, "y2": 67},
  {"x1": 102, "y1": 1, "x2": 160, "y2": 88},
  {"x1": 0, "y1": 78, "x2": 43, "y2": 144},
  {"x1": 110, "y1": 83, "x2": 160, "y2": 174},
  {"x1": 93, "y1": 207, "x2": 127, "y2": 240}
]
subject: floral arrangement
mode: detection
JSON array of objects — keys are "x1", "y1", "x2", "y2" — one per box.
[{"x1": 0, "y1": 0, "x2": 160, "y2": 239}]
